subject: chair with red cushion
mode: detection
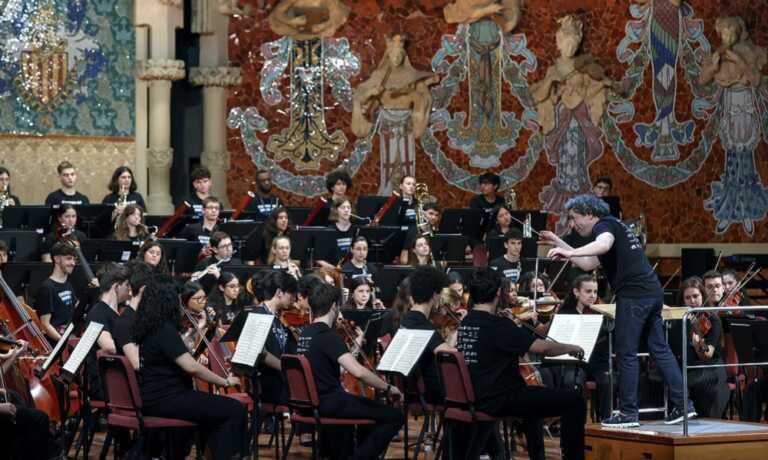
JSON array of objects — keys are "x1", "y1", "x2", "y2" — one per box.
[
  {"x1": 436, "y1": 350, "x2": 501, "y2": 460},
  {"x1": 280, "y1": 354, "x2": 376, "y2": 460},
  {"x1": 392, "y1": 372, "x2": 445, "y2": 459},
  {"x1": 97, "y1": 351, "x2": 197, "y2": 459}
]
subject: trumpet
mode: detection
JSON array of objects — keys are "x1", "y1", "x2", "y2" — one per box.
[{"x1": 505, "y1": 188, "x2": 517, "y2": 210}]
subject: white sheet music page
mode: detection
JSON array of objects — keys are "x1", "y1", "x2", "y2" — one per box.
[
  {"x1": 546, "y1": 314, "x2": 603, "y2": 362},
  {"x1": 377, "y1": 329, "x2": 434, "y2": 376},
  {"x1": 63, "y1": 322, "x2": 104, "y2": 375},
  {"x1": 231, "y1": 313, "x2": 274, "y2": 367}
]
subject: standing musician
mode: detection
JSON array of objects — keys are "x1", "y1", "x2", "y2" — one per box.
[
  {"x1": 307, "y1": 170, "x2": 353, "y2": 227},
  {"x1": 543, "y1": 194, "x2": 694, "y2": 427},
  {"x1": 113, "y1": 204, "x2": 151, "y2": 244},
  {"x1": 35, "y1": 241, "x2": 77, "y2": 344},
  {"x1": 469, "y1": 172, "x2": 505, "y2": 239},
  {"x1": 244, "y1": 169, "x2": 281, "y2": 219},
  {"x1": 318, "y1": 195, "x2": 357, "y2": 270},
  {"x1": 187, "y1": 166, "x2": 213, "y2": 220},
  {"x1": 256, "y1": 206, "x2": 292, "y2": 265},
  {"x1": 679, "y1": 276, "x2": 730, "y2": 418},
  {"x1": 132, "y1": 275, "x2": 245, "y2": 460},
  {"x1": 113, "y1": 260, "x2": 154, "y2": 370},
  {"x1": 298, "y1": 282, "x2": 404, "y2": 459},
  {"x1": 396, "y1": 175, "x2": 418, "y2": 228},
  {"x1": 101, "y1": 166, "x2": 146, "y2": 218},
  {"x1": 41, "y1": 204, "x2": 88, "y2": 262},
  {"x1": 489, "y1": 228, "x2": 529, "y2": 284},
  {"x1": 268, "y1": 235, "x2": 302, "y2": 279},
  {"x1": 180, "y1": 196, "x2": 221, "y2": 246},
  {"x1": 0, "y1": 339, "x2": 53, "y2": 460},
  {"x1": 457, "y1": 267, "x2": 586, "y2": 460},
  {"x1": 44, "y1": 161, "x2": 90, "y2": 208},
  {"x1": 0, "y1": 166, "x2": 21, "y2": 207},
  {"x1": 341, "y1": 236, "x2": 378, "y2": 284}
]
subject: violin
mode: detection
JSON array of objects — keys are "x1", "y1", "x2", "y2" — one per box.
[
  {"x1": 690, "y1": 312, "x2": 712, "y2": 355},
  {"x1": 279, "y1": 307, "x2": 309, "y2": 343},
  {"x1": 721, "y1": 291, "x2": 743, "y2": 317}
]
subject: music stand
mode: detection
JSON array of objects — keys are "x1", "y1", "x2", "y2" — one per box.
[
  {"x1": 286, "y1": 207, "x2": 311, "y2": 225},
  {"x1": 26, "y1": 263, "x2": 56, "y2": 306},
  {"x1": 340, "y1": 308, "x2": 390, "y2": 356},
  {"x1": 156, "y1": 239, "x2": 203, "y2": 274},
  {"x1": 356, "y1": 196, "x2": 388, "y2": 219},
  {"x1": 74, "y1": 204, "x2": 113, "y2": 238},
  {"x1": 290, "y1": 227, "x2": 335, "y2": 267},
  {"x1": 376, "y1": 265, "x2": 414, "y2": 305},
  {"x1": 358, "y1": 226, "x2": 406, "y2": 264},
  {"x1": 144, "y1": 215, "x2": 170, "y2": 229},
  {"x1": 219, "y1": 221, "x2": 263, "y2": 257},
  {"x1": 2, "y1": 205, "x2": 53, "y2": 233},
  {"x1": 81, "y1": 240, "x2": 138, "y2": 263},
  {"x1": 439, "y1": 208, "x2": 484, "y2": 241},
  {"x1": 225, "y1": 265, "x2": 268, "y2": 286},
  {"x1": 430, "y1": 234, "x2": 468, "y2": 264},
  {"x1": 0, "y1": 230, "x2": 41, "y2": 262}
]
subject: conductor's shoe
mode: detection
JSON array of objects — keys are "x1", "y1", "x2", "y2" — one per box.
[
  {"x1": 664, "y1": 407, "x2": 697, "y2": 425},
  {"x1": 601, "y1": 412, "x2": 639, "y2": 428}
]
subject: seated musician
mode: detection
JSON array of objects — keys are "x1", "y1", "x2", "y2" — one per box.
[
  {"x1": 0, "y1": 339, "x2": 54, "y2": 460},
  {"x1": 44, "y1": 161, "x2": 90, "y2": 208},
  {"x1": 307, "y1": 169, "x2": 353, "y2": 227},
  {"x1": 112, "y1": 260, "x2": 154, "y2": 370},
  {"x1": 341, "y1": 236, "x2": 378, "y2": 283},
  {"x1": 253, "y1": 270, "x2": 298, "y2": 404},
  {"x1": 397, "y1": 175, "x2": 418, "y2": 228},
  {"x1": 244, "y1": 169, "x2": 280, "y2": 219},
  {"x1": 489, "y1": 229, "x2": 529, "y2": 284},
  {"x1": 179, "y1": 281, "x2": 211, "y2": 353},
  {"x1": 551, "y1": 274, "x2": 612, "y2": 421},
  {"x1": 592, "y1": 176, "x2": 622, "y2": 219},
  {"x1": 518, "y1": 270, "x2": 551, "y2": 295},
  {"x1": 468, "y1": 172, "x2": 504, "y2": 240},
  {"x1": 401, "y1": 202, "x2": 440, "y2": 264},
  {"x1": 113, "y1": 204, "x2": 151, "y2": 244},
  {"x1": 486, "y1": 204, "x2": 513, "y2": 240},
  {"x1": 193, "y1": 231, "x2": 242, "y2": 291},
  {"x1": 317, "y1": 196, "x2": 357, "y2": 270},
  {"x1": 187, "y1": 166, "x2": 213, "y2": 220},
  {"x1": 679, "y1": 276, "x2": 730, "y2": 418},
  {"x1": 298, "y1": 282, "x2": 404, "y2": 459},
  {"x1": 344, "y1": 277, "x2": 384, "y2": 310},
  {"x1": 180, "y1": 196, "x2": 221, "y2": 246},
  {"x1": 267, "y1": 235, "x2": 302, "y2": 279},
  {"x1": 41, "y1": 205, "x2": 87, "y2": 262},
  {"x1": 457, "y1": 267, "x2": 586, "y2": 460},
  {"x1": 133, "y1": 275, "x2": 246, "y2": 460},
  {"x1": 35, "y1": 241, "x2": 77, "y2": 345},
  {"x1": 722, "y1": 268, "x2": 760, "y2": 316},
  {"x1": 207, "y1": 272, "x2": 243, "y2": 326},
  {"x1": 255, "y1": 206, "x2": 292, "y2": 264},
  {"x1": 407, "y1": 235, "x2": 436, "y2": 267},
  {"x1": 136, "y1": 240, "x2": 170, "y2": 274},
  {"x1": 0, "y1": 166, "x2": 21, "y2": 206},
  {"x1": 399, "y1": 266, "x2": 456, "y2": 404},
  {"x1": 102, "y1": 166, "x2": 146, "y2": 218}
]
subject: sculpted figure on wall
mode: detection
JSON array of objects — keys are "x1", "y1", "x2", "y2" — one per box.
[
  {"x1": 443, "y1": 0, "x2": 521, "y2": 33},
  {"x1": 699, "y1": 16, "x2": 768, "y2": 235},
  {"x1": 352, "y1": 34, "x2": 440, "y2": 193},
  {"x1": 530, "y1": 15, "x2": 615, "y2": 232},
  {"x1": 268, "y1": 0, "x2": 350, "y2": 38}
]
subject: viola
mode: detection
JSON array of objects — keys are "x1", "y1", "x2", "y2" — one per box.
[
  {"x1": 721, "y1": 291, "x2": 744, "y2": 317},
  {"x1": 336, "y1": 317, "x2": 377, "y2": 398},
  {"x1": 690, "y1": 312, "x2": 712, "y2": 355}
]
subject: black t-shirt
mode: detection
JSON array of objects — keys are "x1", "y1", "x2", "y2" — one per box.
[
  {"x1": 397, "y1": 197, "x2": 417, "y2": 228},
  {"x1": 340, "y1": 261, "x2": 378, "y2": 285},
  {"x1": 138, "y1": 322, "x2": 192, "y2": 407},
  {"x1": 400, "y1": 310, "x2": 444, "y2": 400},
  {"x1": 180, "y1": 222, "x2": 217, "y2": 246},
  {"x1": 113, "y1": 306, "x2": 136, "y2": 352},
  {"x1": 45, "y1": 190, "x2": 90, "y2": 208},
  {"x1": 489, "y1": 256, "x2": 523, "y2": 284},
  {"x1": 187, "y1": 195, "x2": 205, "y2": 220},
  {"x1": 41, "y1": 230, "x2": 87, "y2": 256},
  {"x1": 84, "y1": 301, "x2": 120, "y2": 395},
  {"x1": 254, "y1": 304, "x2": 295, "y2": 403},
  {"x1": 194, "y1": 256, "x2": 243, "y2": 292},
  {"x1": 244, "y1": 195, "x2": 280, "y2": 219},
  {"x1": 35, "y1": 277, "x2": 76, "y2": 328},
  {"x1": 297, "y1": 322, "x2": 348, "y2": 396},
  {"x1": 592, "y1": 216, "x2": 660, "y2": 298},
  {"x1": 457, "y1": 310, "x2": 535, "y2": 404},
  {"x1": 101, "y1": 192, "x2": 146, "y2": 210},
  {"x1": 326, "y1": 224, "x2": 356, "y2": 262},
  {"x1": 469, "y1": 194, "x2": 504, "y2": 234}
]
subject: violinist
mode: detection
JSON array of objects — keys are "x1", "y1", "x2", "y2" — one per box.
[
  {"x1": 489, "y1": 229, "x2": 529, "y2": 283},
  {"x1": 268, "y1": 235, "x2": 302, "y2": 279},
  {"x1": 702, "y1": 270, "x2": 724, "y2": 308},
  {"x1": 112, "y1": 260, "x2": 154, "y2": 370},
  {"x1": 457, "y1": 267, "x2": 586, "y2": 460},
  {"x1": 180, "y1": 196, "x2": 221, "y2": 246},
  {"x1": 341, "y1": 236, "x2": 378, "y2": 283},
  {"x1": 679, "y1": 276, "x2": 730, "y2": 418},
  {"x1": 187, "y1": 166, "x2": 213, "y2": 220},
  {"x1": 344, "y1": 277, "x2": 384, "y2": 310},
  {"x1": 44, "y1": 161, "x2": 90, "y2": 208},
  {"x1": 0, "y1": 339, "x2": 53, "y2": 460},
  {"x1": 41, "y1": 204, "x2": 87, "y2": 262},
  {"x1": 400, "y1": 266, "x2": 456, "y2": 403},
  {"x1": 34, "y1": 241, "x2": 77, "y2": 344},
  {"x1": 244, "y1": 169, "x2": 280, "y2": 219},
  {"x1": 84, "y1": 263, "x2": 131, "y2": 400},
  {"x1": 256, "y1": 206, "x2": 292, "y2": 264},
  {"x1": 519, "y1": 270, "x2": 551, "y2": 294},
  {"x1": 136, "y1": 240, "x2": 170, "y2": 275},
  {"x1": 113, "y1": 203, "x2": 151, "y2": 244},
  {"x1": 179, "y1": 281, "x2": 210, "y2": 352},
  {"x1": 101, "y1": 166, "x2": 146, "y2": 216},
  {"x1": 317, "y1": 195, "x2": 358, "y2": 270},
  {"x1": 206, "y1": 272, "x2": 243, "y2": 326},
  {"x1": 722, "y1": 268, "x2": 759, "y2": 317},
  {"x1": 297, "y1": 282, "x2": 403, "y2": 459},
  {"x1": 132, "y1": 275, "x2": 245, "y2": 460}
]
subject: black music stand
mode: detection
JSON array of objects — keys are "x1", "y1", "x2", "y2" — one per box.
[
  {"x1": 286, "y1": 207, "x2": 311, "y2": 225},
  {"x1": 340, "y1": 308, "x2": 390, "y2": 356},
  {"x1": 486, "y1": 235, "x2": 538, "y2": 261},
  {"x1": 358, "y1": 226, "x2": 406, "y2": 265},
  {"x1": 290, "y1": 227, "x2": 336, "y2": 267},
  {"x1": 73, "y1": 204, "x2": 113, "y2": 238},
  {"x1": 144, "y1": 215, "x2": 170, "y2": 228},
  {"x1": 376, "y1": 265, "x2": 414, "y2": 305},
  {"x1": 439, "y1": 208, "x2": 484, "y2": 241},
  {"x1": 80, "y1": 240, "x2": 138, "y2": 263},
  {"x1": 225, "y1": 265, "x2": 268, "y2": 286},
  {"x1": 0, "y1": 230, "x2": 42, "y2": 261},
  {"x1": 156, "y1": 239, "x2": 203, "y2": 274},
  {"x1": 220, "y1": 221, "x2": 263, "y2": 258},
  {"x1": 430, "y1": 234, "x2": 468, "y2": 264},
  {"x1": 2, "y1": 205, "x2": 53, "y2": 232},
  {"x1": 356, "y1": 196, "x2": 389, "y2": 220}
]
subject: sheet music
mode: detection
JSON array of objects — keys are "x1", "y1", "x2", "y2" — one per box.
[
  {"x1": 41, "y1": 323, "x2": 74, "y2": 372},
  {"x1": 546, "y1": 314, "x2": 603, "y2": 362},
  {"x1": 377, "y1": 329, "x2": 434, "y2": 376},
  {"x1": 231, "y1": 313, "x2": 274, "y2": 368},
  {"x1": 63, "y1": 322, "x2": 104, "y2": 375}
]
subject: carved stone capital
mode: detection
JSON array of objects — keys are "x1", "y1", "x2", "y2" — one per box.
[
  {"x1": 189, "y1": 67, "x2": 242, "y2": 87},
  {"x1": 137, "y1": 59, "x2": 186, "y2": 81},
  {"x1": 147, "y1": 147, "x2": 174, "y2": 169},
  {"x1": 201, "y1": 149, "x2": 230, "y2": 169},
  {"x1": 157, "y1": 0, "x2": 182, "y2": 7}
]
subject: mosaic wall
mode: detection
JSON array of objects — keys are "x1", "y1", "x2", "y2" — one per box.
[
  {"x1": 227, "y1": 0, "x2": 768, "y2": 243},
  {"x1": 0, "y1": 0, "x2": 135, "y2": 137}
]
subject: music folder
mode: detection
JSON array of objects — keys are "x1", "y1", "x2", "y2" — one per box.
[
  {"x1": 61, "y1": 321, "x2": 104, "y2": 383},
  {"x1": 229, "y1": 313, "x2": 274, "y2": 375},
  {"x1": 544, "y1": 314, "x2": 603, "y2": 363},
  {"x1": 376, "y1": 329, "x2": 435, "y2": 377}
]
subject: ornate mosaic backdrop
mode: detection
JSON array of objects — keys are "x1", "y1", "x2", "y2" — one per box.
[
  {"x1": 227, "y1": 0, "x2": 768, "y2": 243},
  {"x1": 0, "y1": 0, "x2": 135, "y2": 137}
]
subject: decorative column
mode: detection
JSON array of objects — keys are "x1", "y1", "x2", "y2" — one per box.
[
  {"x1": 189, "y1": 67, "x2": 241, "y2": 207},
  {"x1": 137, "y1": 59, "x2": 185, "y2": 214}
]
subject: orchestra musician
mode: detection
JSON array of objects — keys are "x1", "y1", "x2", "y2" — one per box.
[
  {"x1": 112, "y1": 260, "x2": 154, "y2": 370},
  {"x1": 0, "y1": 166, "x2": 21, "y2": 206},
  {"x1": 297, "y1": 282, "x2": 404, "y2": 459},
  {"x1": 407, "y1": 235, "x2": 436, "y2": 267},
  {"x1": 132, "y1": 274, "x2": 246, "y2": 460},
  {"x1": 543, "y1": 194, "x2": 694, "y2": 427},
  {"x1": 44, "y1": 161, "x2": 90, "y2": 208},
  {"x1": 244, "y1": 169, "x2": 281, "y2": 219},
  {"x1": 188, "y1": 166, "x2": 213, "y2": 220},
  {"x1": 489, "y1": 229, "x2": 530, "y2": 284},
  {"x1": 318, "y1": 196, "x2": 357, "y2": 270},
  {"x1": 256, "y1": 206, "x2": 292, "y2": 264},
  {"x1": 679, "y1": 276, "x2": 730, "y2": 418},
  {"x1": 722, "y1": 268, "x2": 759, "y2": 314},
  {"x1": 592, "y1": 176, "x2": 622, "y2": 219},
  {"x1": 180, "y1": 196, "x2": 221, "y2": 246},
  {"x1": 344, "y1": 277, "x2": 384, "y2": 310},
  {"x1": 469, "y1": 172, "x2": 504, "y2": 240},
  {"x1": 34, "y1": 241, "x2": 77, "y2": 344},
  {"x1": 457, "y1": 267, "x2": 586, "y2": 460},
  {"x1": 206, "y1": 272, "x2": 243, "y2": 326},
  {"x1": 136, "y1": 240, "x2": 170, "y2": 274},
  {"x1": 396, "y1": 175, "x2": 418, "y2": 228},
  {"x1": 101, "y1": 166, "x2": 146, "y2": 218},
  {"x1": 113, "y1": 203, "x2": 151, "y2": 244},
  {"x1": 486, "y1": 204, "x2": 513, "y2": 240},
  {"x1": 518, "y1": 271, "x2": 551, "y2": 294},
  {"x1": 193, "y1": 231, "x2": 242, "y2": 290},
  {"x1": 268, "y1": 235, "x2": 302, "y2": 279},
  {"x1": 307, "y1": 169, "x2": 353, "y2": 227},
  {"x1": 41, "y1": 204, "x2": 87, "y2": 262},
  {"x1": 400, "y1": 202, "x2": 440, "y2": 264},
  {"x1": 340, "y1": 236, "x2": 378, "y2": 283}
]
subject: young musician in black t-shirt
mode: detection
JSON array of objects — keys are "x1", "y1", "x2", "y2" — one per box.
[
  {"x1": 341, "y1": 236, "x2": 378, "y2": 284},
  {"x1": 458, "y1": 267, "x2": 586, "y2": 460},
  {"x1": 133, "y1": 275, "x2": 245, "y2": 460},
  {"x1": 468, "y1": 172, "x2": 504, "y2": 238},
  {"x1": 35, "y1": 242, "x2": 77, "y2": 344},
  {"x1": 244, "y1": 169, "x2": 280, "y2": 218},
  {"x1": 255, "y1": 207, "x2": 292, "y2": 264},
  {"x1": 318, "y1": 196, "x2": 358, "y2": 270},
  {"x1": 306, "y1": 170, "x2": 353, "y2": 227},
  {"x1": 44, "y1": 161, "x2": 90, "y2": 208},
  {"x1": 112, "y1": 260, "x2": 154, "y2": 370},
  {"x1": 298, "y1": 282, "x2": 403, "y2": 460},
  {"x1": 489, "y1": 228, "x2": 529, "y2": 283},
  {"x1": 187, "y1": 166, "x2": 213, "y2": 220},
  {"x1": 193, "y1": 231, "x2": 242, "y2": 291},
  {"x1": 101, "y1": 166, "x2": 146, "y2": 219},
  {"x1": 544, "y1": 194, "x2": 694, "y2": 427},
  {"x1": 0, "y1": 166, "x2": 21, "y2": 208},
  {"x1": 41, "y1": 205, "x2": 88, "y2": 262},
  {"x1": 180, "y1": 196, "x2": 220, "y2": 247}
]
